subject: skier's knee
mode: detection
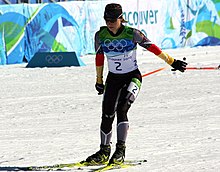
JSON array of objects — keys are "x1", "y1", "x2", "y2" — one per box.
[
  {"x1": 103, "y1": 112, "x2": 115, "y2": 118},
  {"x1": 101, "y1": 115, "x2": 114, "y2": 133},
  {"x1": 117, "y1": 99, "x2": 131, "y2": 116},
  {"x1": 116, "y1": 96, "x2": 130, "y2": 116}
]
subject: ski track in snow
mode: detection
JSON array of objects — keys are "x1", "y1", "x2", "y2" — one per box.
[{"x1": 0, "y1": 46, "x2": 220, "y2": 172}]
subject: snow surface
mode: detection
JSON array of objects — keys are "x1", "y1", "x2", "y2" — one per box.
[{"x1": 0, "y1": 46, "x2": 220, "y2": 172}]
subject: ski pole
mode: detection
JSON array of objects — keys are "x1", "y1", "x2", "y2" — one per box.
[
  {"x1": 142, "y1": 67, "x2": 166, "y2": 77},
  {"x1": 186, "y1": 65, "x2": 220, "y2": 70},
  {"x1": 141, "y1": 64, "x2": 220, "y2": 78},
  {"x1": 182, "y1": 57, "x2": 220, "y2": 70}
]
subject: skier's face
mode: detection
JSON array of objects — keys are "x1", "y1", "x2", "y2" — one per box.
[{"x1": 105, "y1": 18, "x2": 122, "y2": 34}]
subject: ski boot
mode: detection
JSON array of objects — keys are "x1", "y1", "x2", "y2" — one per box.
[
  {"x1": 85, "y1": 144, "x2": 111, "y2": 165},
  {"x1": 108, "y1": 142, "x2": 126, "y2": 165}
]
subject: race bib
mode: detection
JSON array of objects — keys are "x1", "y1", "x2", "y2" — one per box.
[
  {"x1": 106, "y1": 50, "x2": 138, "y2": 74},
  {"x1": 127, "y1": 78, "x2": 141, "y2": 99}
]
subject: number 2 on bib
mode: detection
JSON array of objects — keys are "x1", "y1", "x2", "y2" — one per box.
[{"x1": 115, "y1": 62, "x2": 122, "y2": 71}]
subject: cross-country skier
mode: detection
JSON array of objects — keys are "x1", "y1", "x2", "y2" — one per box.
[{"x1": 85, "y1": 3, "x2": 187, "y2": 165}]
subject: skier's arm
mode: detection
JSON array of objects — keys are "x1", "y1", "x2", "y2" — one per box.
[
  {"x1": 133, "y1": 29, "x2": 174, "y2": 65},
  {"x1": 146, "y1": 44, "x2": 174, "y2": 65},
  {"x1": 134, "y1": 29, "x2": 187, "y2": 71},
  {"x1": 95, "y1": 32, "x2": 104, "y2": 84}
]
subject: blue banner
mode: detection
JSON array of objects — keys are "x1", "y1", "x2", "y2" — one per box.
[{"x1": 0, "y1": 0, "x2": 219, "y2": 65}]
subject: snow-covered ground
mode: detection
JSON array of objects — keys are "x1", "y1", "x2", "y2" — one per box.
[{"x1": 0, "y1": 46, "x2": 220, "y2": 172}]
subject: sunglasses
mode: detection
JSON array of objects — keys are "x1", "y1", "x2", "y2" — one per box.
[
  {"x1": 104, "y1": 13, "x2": 123, "y2": 23},
  {"x1": 105, "y1": 18, "x2": 117, "y2": 23}
]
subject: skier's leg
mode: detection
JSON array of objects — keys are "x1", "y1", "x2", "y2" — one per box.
[
  {"x1": 116, "y1": 77, "x2": 141, "y2": 142},
  {"x1": 100, "y1": 82, "x2": 123, "y2": 145},
  {"x1": 85, "y1": 81, "x2": 122, "y2": 164},
  {"x1": 109, "y1": 78, "x2": 141, "y2": 164}
]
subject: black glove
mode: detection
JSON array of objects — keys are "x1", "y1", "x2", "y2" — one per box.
[
  {"x1": 95, "y1": 83, "x2": 104, "y2": 95},
  {"x1": 171, "y1": 59, "x2": 188, "y2": 72}
]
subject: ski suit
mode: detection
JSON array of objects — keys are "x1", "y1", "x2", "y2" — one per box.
[{"x1": 95, "y1": 25, "x2": 174, "y2": 145}]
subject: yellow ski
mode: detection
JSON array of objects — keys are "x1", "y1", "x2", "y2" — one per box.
[
  {"x1": 17, "y1": 161, "x2": 107, "y2": 171},
  {"x1": 15, "y1": 159, "x2": 146, "y2": 171},
  {"x1": 92, "y1": 160, "x2": 147, "y2": 172}
]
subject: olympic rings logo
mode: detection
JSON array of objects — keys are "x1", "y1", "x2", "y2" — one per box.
[
  {"x1": 104, "y1": 39, "x2": 128, "y2": 51},
  {"x1": 45, "y1": 55, "x2": 63, "y2": 64}
]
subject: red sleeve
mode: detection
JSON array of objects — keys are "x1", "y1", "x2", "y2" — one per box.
[
  {"x1": 95, "y1": 53, "x2": 104, "y2": 66},
  {"x1": 147, "y1": 44, "x2": 162, "y2": 56}
]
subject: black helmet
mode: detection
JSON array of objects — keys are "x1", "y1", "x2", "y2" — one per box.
[{"x1": 104, "y1": 3, "x2": 123, "y2": 19}]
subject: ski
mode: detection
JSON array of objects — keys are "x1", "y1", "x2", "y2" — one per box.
[
  {"x1": 16, "y1": 161, "x2": 107, "y2": 171},
  {"x1": 11, "y1": 159, "x2": 146, "y2": 171},
  {"x1": 91, "y1": 159, "x2": 147, "y2": 172}
]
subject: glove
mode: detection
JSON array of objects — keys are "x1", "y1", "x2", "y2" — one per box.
[
  {"x1": 95, "y1": 83, "x2": 104, "y2": 95},
  {"x1": 171, "y1": 59, "x2": 187, "y2": 72}
]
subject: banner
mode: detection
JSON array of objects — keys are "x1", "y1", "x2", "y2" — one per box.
[
  {"x1": 0, "y1": 28, "x2": 6, "y2": 65},
  {"x1": 0, "y1": 4, "x2": 26, "y2": 64},
  {"x1": 0, "y1": 0, "x2": 219, "y2": 65}
]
